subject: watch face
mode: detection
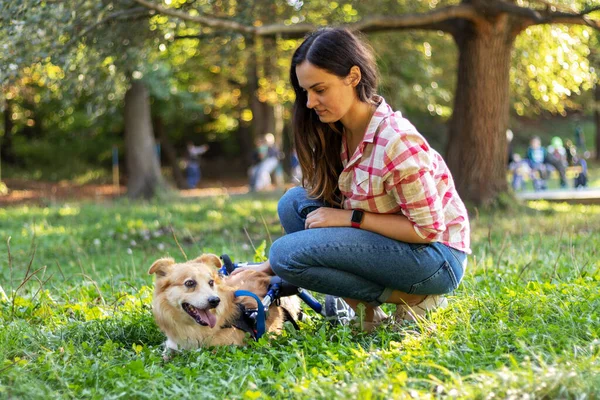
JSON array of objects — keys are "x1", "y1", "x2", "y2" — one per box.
[{"x1": 351, "y1": 210, "x2": 364, "y2": 223}]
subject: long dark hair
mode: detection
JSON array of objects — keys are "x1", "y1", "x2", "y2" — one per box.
[{"x1": 290, "y1": 28, "x2": 379, "y2": 206}]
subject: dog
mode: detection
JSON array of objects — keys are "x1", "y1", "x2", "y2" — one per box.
[{"x1": 148, "y1": 253, "x2": 300, "y2": 354}]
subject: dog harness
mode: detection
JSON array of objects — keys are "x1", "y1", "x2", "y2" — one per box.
[{"x1": 221, "y1": 290, "x2": 266, "y2": 340}]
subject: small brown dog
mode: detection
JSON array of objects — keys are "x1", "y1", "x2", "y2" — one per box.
[{"x1": 148, "y1": 253, "x2": 300, "y2": 353}]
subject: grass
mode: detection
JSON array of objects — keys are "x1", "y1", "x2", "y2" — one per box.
[{"x1": 1, "y1": 191, "x2": 599, "y2": 399}]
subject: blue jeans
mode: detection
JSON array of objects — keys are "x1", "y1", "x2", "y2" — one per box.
[
  {"x1": 186, "y1": 163, "x2": 200, "y2": 189},
  {"x1": 269, "y1": 187, "x2": 467, "y2": 305}
]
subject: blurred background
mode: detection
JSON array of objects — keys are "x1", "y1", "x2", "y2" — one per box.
[{"x1": 1, "y1": 0, "x2": 598, "y2": 204}]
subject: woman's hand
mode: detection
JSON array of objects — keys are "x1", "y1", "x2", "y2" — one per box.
[
  {"x1": 305, "y1": 208, "x2": 352, "y2": 229},
  {"x1": 229, "y1": 260, "x2": 275, "y2": 276}
]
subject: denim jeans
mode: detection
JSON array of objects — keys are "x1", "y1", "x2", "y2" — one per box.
[
  {"x1": 269, "y1": 187, "x2": 467, "y2": 305},
  {"x1": 186, "y1": 163, "x2": 201, "y2": 189}
]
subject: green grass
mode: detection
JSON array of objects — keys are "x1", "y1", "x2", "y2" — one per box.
[{"x1": 1, "y1": 192, "x2": 599, "y2": 399}]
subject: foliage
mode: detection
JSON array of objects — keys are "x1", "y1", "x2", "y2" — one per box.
[
  {"x1": 512, "y1": 24, "x2": 596, "y2": 116},
  {"x1": 0, "y1": 192, "x2": 599, "y2": 398},
  {"x1": 1, "y1": 1, "x2": 598, "y2": 185}
]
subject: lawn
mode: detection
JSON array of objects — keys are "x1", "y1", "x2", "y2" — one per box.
[{"x1": 1, "y1": 191, "x2": 599, "y2": 399}]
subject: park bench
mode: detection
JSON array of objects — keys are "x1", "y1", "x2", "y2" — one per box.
[{"x1": 509, "y1": 163, "x2": 586, "y2": 191}]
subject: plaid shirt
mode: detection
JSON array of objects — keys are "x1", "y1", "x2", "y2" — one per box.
[{"x1": 339, "y1": 96, "x2": 471, "y2": 254}]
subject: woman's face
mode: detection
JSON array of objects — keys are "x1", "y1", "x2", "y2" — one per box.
[{"x1": 295, "y1": 61, "x2": 357, "y2": 124}]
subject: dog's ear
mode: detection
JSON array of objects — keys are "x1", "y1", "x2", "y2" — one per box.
[
  {"x1": 192, "y1": 253, "x2": 222, "y2": 269},
  {"x1": 148, "y1": 258, "x2": 175, "y2": 277}
]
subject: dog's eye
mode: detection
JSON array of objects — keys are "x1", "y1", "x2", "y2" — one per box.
[
  {"x1": 208, "y1": 280, "x2": 214, "y2": 287},
  {"x1": 184, "y1": 279, "x2": 196, "y2": 288}
]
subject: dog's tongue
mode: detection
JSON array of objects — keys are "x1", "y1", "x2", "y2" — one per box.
[{"x1": 199, "y1": 309, "x2": 217, "y2": 328}]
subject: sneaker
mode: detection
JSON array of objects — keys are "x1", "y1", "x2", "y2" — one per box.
[
  {"x1": 395, "y1": 295, "x2": 448, "y2": 322},
  {"x1": 324, "y1": 296, "x2": 389, "y2": 332},
  {"x1": 324, "y1": 295, "x2": 356, "y2": 326}
]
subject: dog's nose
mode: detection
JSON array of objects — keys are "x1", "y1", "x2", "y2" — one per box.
[{"x1": 208, "y1": 296, "x2": 220, "y2": 308}]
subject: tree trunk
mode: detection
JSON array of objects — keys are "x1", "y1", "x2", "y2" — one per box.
[
  {"x1": 281, "y1": 119, "x2": 292, "y2": 176},
  {"x1": 153, "y1": 116, "x2": 187, "y2": 189},
  {"x1": 124, "y1": 80, "x2": 167, "y2": 199},
  {"x1": 248, "y1": 36, "x2": 276, "y2": 145},
  {"x1": 236, "y1": 121, "x2": 254, "y2": 168},
  {"x1": 595, "y1": 80, "x2": 600, "y2": 161},
  {"x1": 446, "y1": 16, "x2": 516, "y2": 206},
  {"x1": 2, "y1": 98, "x2": 15, "y2": 164}
]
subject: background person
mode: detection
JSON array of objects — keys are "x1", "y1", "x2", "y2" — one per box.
[
  {"x1": 546, "y1": 136, "x2": 568, "y2": 189},
  {"x1": 509, "y1": 153, "x2": 530, "y2": 192},
  {"x1": 185, "y1": 141, "x2": 209, "y2": 189},
  {"x1": 249, "y1": 133, "x2": 283, "y2": 191},
  {"x1": 526, "y1": 136, "x2": 549, "y2": 191}
]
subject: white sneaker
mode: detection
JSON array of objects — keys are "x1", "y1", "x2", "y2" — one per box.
[{"x1": 395, "y1": 295, "x2": 448, "y2": 322}]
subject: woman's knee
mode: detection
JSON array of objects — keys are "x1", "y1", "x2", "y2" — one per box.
[
  {"x1": 277, "y1": 187, "x2": 306, "y2": 219},
  {"x1": 269, "y1": 237, "x2": 306, "y2": 279},
  {"x1": 277, "y1": 186, "x2": 321, "y2": 234}
]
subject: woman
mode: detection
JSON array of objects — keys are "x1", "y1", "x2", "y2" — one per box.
[{"x1": 235, "y1": 28, "x2": 470, "y2": 330}]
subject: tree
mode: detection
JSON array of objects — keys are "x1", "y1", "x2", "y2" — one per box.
[
  {"x1": 124, "y1": 80, "x2": 165, "y2": 198},
  {"x1": 1, "y1": 1, "x2": 170, "y2": 199},
  {"x1": 133, "y1": 0, "x2": 600, "y2": 205}
]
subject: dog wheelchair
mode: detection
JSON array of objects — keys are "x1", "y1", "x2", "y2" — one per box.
[{"x1": 219, "y1": 254, "x2": 355, "y2": 340}]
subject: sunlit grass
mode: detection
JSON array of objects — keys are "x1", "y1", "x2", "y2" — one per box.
[{"x1": 1, "y1": 192, "x2": 599, "y2": 399}]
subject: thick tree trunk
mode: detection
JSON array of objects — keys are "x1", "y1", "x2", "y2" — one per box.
[
  {"x1": 446, "y1": 16, "x2": 516, "y2": 206},
  {"x1": 153, "y1": 116, "x2": 187, "y2": 189},
  {"x1": 124, "y1": 80, "x2": 167, "y2": 199}
]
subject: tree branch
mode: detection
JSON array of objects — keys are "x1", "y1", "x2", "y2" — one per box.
[
  {"x1": 132, "y1": 0, "x2": 255, "y2": 33},
  {"x1": 582, "y1": 6, "x2": 600, "y2": 15},
  {"x1": 132, "y1": 0, "x2": 599, "y2": 36},
  {"x1": 484, "y1": 0, "x2": 544, "y2": 22},
  {"x1": 481, "y1": 1, "x2": 600, "y2": 30},
  {"x1": 541, "y1": 15, "x2": 600, "y2": 30},
  {"x1": 132, "y1": 0, "x2": 483, "y2": 36},
  {"x1": 66, "y1": 7, "x2": 153, "y2": 47},
  {"x1": 531, "y1": 9, "x2": 600, "y2": 30},
  {"x1": 348, "y1": 5, "x2": 482, "y2": 33}
]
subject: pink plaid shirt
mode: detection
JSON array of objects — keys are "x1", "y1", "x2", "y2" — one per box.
[{"x1": 339, "y1": 96, "x2": 471, "y2": 254}]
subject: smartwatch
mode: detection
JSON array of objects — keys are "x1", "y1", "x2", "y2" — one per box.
[{"x1": 350, "y1": 210, "x2": 364, "y2": 228}]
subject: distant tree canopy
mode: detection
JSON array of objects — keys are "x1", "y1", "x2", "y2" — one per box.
[{"x1": 1, "y1": 0, "x2": 599, "y2": 203}]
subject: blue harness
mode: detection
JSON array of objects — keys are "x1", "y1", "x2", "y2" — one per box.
[{"x1": 233, "y1": 289, "x2": 266, "y2": 339}]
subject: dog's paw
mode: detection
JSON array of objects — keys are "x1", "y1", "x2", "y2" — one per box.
[{"x1": 162, "y1": 339, "x2": 180, "y2": 361}]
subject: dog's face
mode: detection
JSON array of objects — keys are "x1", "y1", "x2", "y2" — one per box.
[{"x1": 148, "y1": 254, "x2": 231, "y2": 329}]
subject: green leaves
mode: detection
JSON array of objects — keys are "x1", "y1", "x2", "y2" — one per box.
[{"x1": 512, "y1": 24, "x2": 595, "y2": 116}]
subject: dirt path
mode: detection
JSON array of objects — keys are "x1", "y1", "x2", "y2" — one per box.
[{"x1": 0, "y1": 178, "x2": 251, "y2": 206}]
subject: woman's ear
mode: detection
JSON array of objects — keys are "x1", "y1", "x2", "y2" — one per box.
[{"x1": 346, "y1": 66, "x2": 362, "y2": 87}]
